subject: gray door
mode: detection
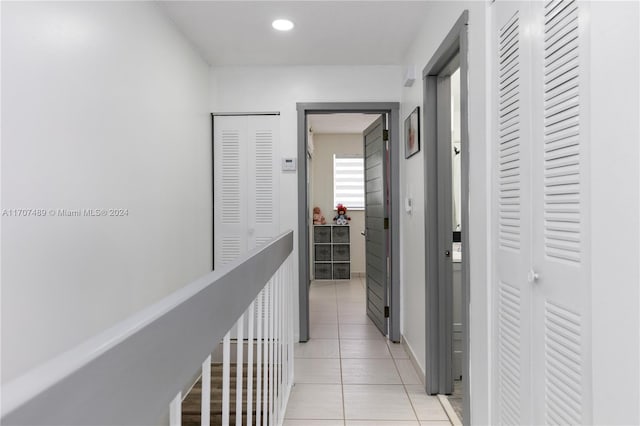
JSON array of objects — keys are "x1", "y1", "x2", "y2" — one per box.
[
  {"x1": 363, "y1": 115, "x2": 388, "y2": 335},
  {"x1": 436, "y1": 74, "x2": 454, "y2": 394}
]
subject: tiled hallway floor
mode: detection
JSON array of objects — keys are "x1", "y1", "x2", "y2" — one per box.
[{"x1": 284, "y1": 278, "x2": 453, "y2": 426}]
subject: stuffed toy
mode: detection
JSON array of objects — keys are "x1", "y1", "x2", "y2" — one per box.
[
  {"x1": 333, "y1": 204, "x2": 351, "y2": 225},
  {"x1": 313, "y1": 206, "x2": 326, "y2": 225}
]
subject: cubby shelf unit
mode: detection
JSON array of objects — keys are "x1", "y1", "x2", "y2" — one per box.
[{"x1": 313, "y1": 225, "x2": 351, "y2": 280}]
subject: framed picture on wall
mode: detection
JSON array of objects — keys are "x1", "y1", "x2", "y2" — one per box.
[{"x1": 404, "y1": 106, "x2": 420, "y2": 159}]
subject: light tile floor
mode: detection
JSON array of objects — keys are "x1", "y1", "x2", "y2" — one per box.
[{"x1": 285, "y1": 278, "x2": 453, "y2": 426}]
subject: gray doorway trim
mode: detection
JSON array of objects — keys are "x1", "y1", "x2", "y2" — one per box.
[
  {"x1": 422, "y1": 9, "x2": 470, "y2": 424},
  {"x1": 296, "y1": 102, "x2": 400, "y2": 343}
]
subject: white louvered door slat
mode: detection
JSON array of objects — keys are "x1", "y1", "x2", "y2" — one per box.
[
  {"x1": 492, "y1": 2, "x2": 532, "y2": 424},
  {"x1": 531, "y1": 1, "x2": 591, "y2": 424}
]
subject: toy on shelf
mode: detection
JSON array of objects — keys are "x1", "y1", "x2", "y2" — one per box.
[
  {"x1": 313, "y1": 206, "x2": 326, "y2": 225},
  {"x1": 333, "y1": 204, "x2": 351, "y2": 225}
]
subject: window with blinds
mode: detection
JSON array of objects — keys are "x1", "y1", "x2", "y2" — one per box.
[{"x1": 333, "y1": 155, "x2": 365, "y2": 210}]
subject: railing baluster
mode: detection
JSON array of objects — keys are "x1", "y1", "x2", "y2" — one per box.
[
  {"x1": 256, "y1": 290, "x2": 263, "y2": 426},
  {"x1": 288, "y1": 258, "x2": 292, "y2": 387},
  {"x1": 284, "y1": 262, "x2": 288, "y2": 393},
  {"x1": 246, "y1": 302, "x2": 254, "y2": 426},
  {"x1": 223, "y1": 331, "x2": 231, "y2": 426},
  {"x1": 202, "y1": 355, "x2": 211, "y2": 426},
  {"x1": 281, "y1": 265, "x2": 287, "y2": 407},
  {"x1": 262, "y1": 284, "x2": 269, "y2": 426},
  {"x1": 269, "y1": 271, "x2": 278, "y2": 425},
  {"x1": 268, "y1": 279, "x2": 275, "y2": 426},
  {"x1": 273, "y1": 269, "x2": 279, "y2": 424},
  {"x1": 170, "y1": 391, "x2": 182, "y2": 426},
  {"x1": 276, "y1": 267, "x2": 282, "y2": 423},
  {"x1": 283, "y1": 262, "x2": 288, "y2": 417},
  {"x1": 283, "y1": 265, "x2": 287, "y2": 415},
  {"x1": 236, "y1": 315, "x2": 244, "y2": 426},
  {"x1": 288, "y1": 259, "x2": 294, "y2": 387},
  {"x1": 278, "y1": 266, "x2": 284, "y2": 420},
  {"x1": 279, "y1": 290, "x2": 284, "y2": 416}
]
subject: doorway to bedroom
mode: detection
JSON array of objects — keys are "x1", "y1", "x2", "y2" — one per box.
[
  {"x1": 296, "y1": 103, "x2": 401, "y2": 345},
  {"x1": 306, "y1": 113, "x2": 376, "y2": 338}
]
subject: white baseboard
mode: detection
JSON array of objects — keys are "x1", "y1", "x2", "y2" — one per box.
[
  {"x1": 400, "y1": 335, "x2": 425, "y2": 385},
  {"x1": 401, "y1": 335, "x2": 462, "y2": 426}
]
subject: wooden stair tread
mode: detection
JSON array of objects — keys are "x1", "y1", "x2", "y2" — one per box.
[
  {"x1": 182, "y1": 362, "x2": 274, "y2": 425},
  {"x1": 182, "y1": 414, "x2": 261, "y2": 426}
]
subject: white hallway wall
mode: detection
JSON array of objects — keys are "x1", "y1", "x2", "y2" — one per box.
[
  {"x1": 1, "y1": 1, "x2": 212, "y2": 382},
  {"x1": 399, "y1": 2, "x2": 490, "y2": 424},
  {"x1": 212, "y1": 64, "x2": 402, "y2": 340},
  {"x1": 589, "y1": 2, "x2": 640, "y2": 423}
]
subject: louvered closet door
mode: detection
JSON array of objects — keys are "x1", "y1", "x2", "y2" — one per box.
[
  {"x1": 214, "y1": 116, "x2": 249, "y2": 267},
  {"x1": 214, "y1": 115, "x2": 280, "y2": 269},
  {"x1": 247, "y1": 116, "x2": 280, "y2": 250},
  {"x1": 492, "y1": 2, "x2": 533, "y2": 424},
  {"x1": 530, "y1": 1, "x2": 591, "y2": 424}
]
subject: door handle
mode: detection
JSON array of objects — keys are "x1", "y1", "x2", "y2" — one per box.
[
  {"x1": 361, "y1": 231, "x2": 366, "y2": 236},
  {"x1": 527, "y1": 269, "x2": 540, "y2": 284},
  {"x1": 444, "y1": 250, "x2": 451, "y2": 257}
]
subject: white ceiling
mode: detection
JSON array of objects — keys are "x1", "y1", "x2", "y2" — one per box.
[
  {"x1": 308, "y1": 113, "x2": 380, "y2": 134},
  {"x1": 158, "y1": 1, "x2": 433, "y2": 66}
]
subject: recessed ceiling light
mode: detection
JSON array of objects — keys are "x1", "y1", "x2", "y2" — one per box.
[{"x1": 272, "y1": 19, "x2": 294, "y2": 31}]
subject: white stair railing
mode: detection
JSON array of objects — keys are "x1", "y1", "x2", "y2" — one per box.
[
  {"x1": 1, "y1": 231, "x2": 295, "y2": 426},
  {"x1": 192, "y1": 255, "x2": 293, "y2": 426}
]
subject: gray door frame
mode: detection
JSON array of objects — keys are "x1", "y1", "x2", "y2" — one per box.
[
  {"x1": 296, "y1": 102, "x2": 400, "y2": 343},
  {"x1": 422, "y1": 10, "x2": 471, "y2": 424}
]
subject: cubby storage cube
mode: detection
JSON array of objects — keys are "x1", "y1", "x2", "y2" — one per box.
[
  {"x1": 315, "y1": 244, "x2": 332, "y2": 261},
  {"x1": 332, "y1": 263, "x2": 351, "y2": 280},
  {"x1": 313, "y1": 226, "x2": 331, "y2": 243},
  {"x1": 332, "y1": 226, "x2": 350, "y2": 243},
  {"x1": 332, "y1": 244, "x2": 350, "y2": 261},
  {"x1": 314, "y1": 263, "x2": 332, "y2": 280}
]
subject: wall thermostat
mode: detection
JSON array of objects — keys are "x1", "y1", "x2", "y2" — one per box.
[{"x1": 282, "y1": 157, "x2": 297, "y2": 171}]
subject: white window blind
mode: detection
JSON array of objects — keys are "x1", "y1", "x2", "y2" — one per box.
[{"x1": 333, "y1": 155, "x2": 364, "y2": 210}]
